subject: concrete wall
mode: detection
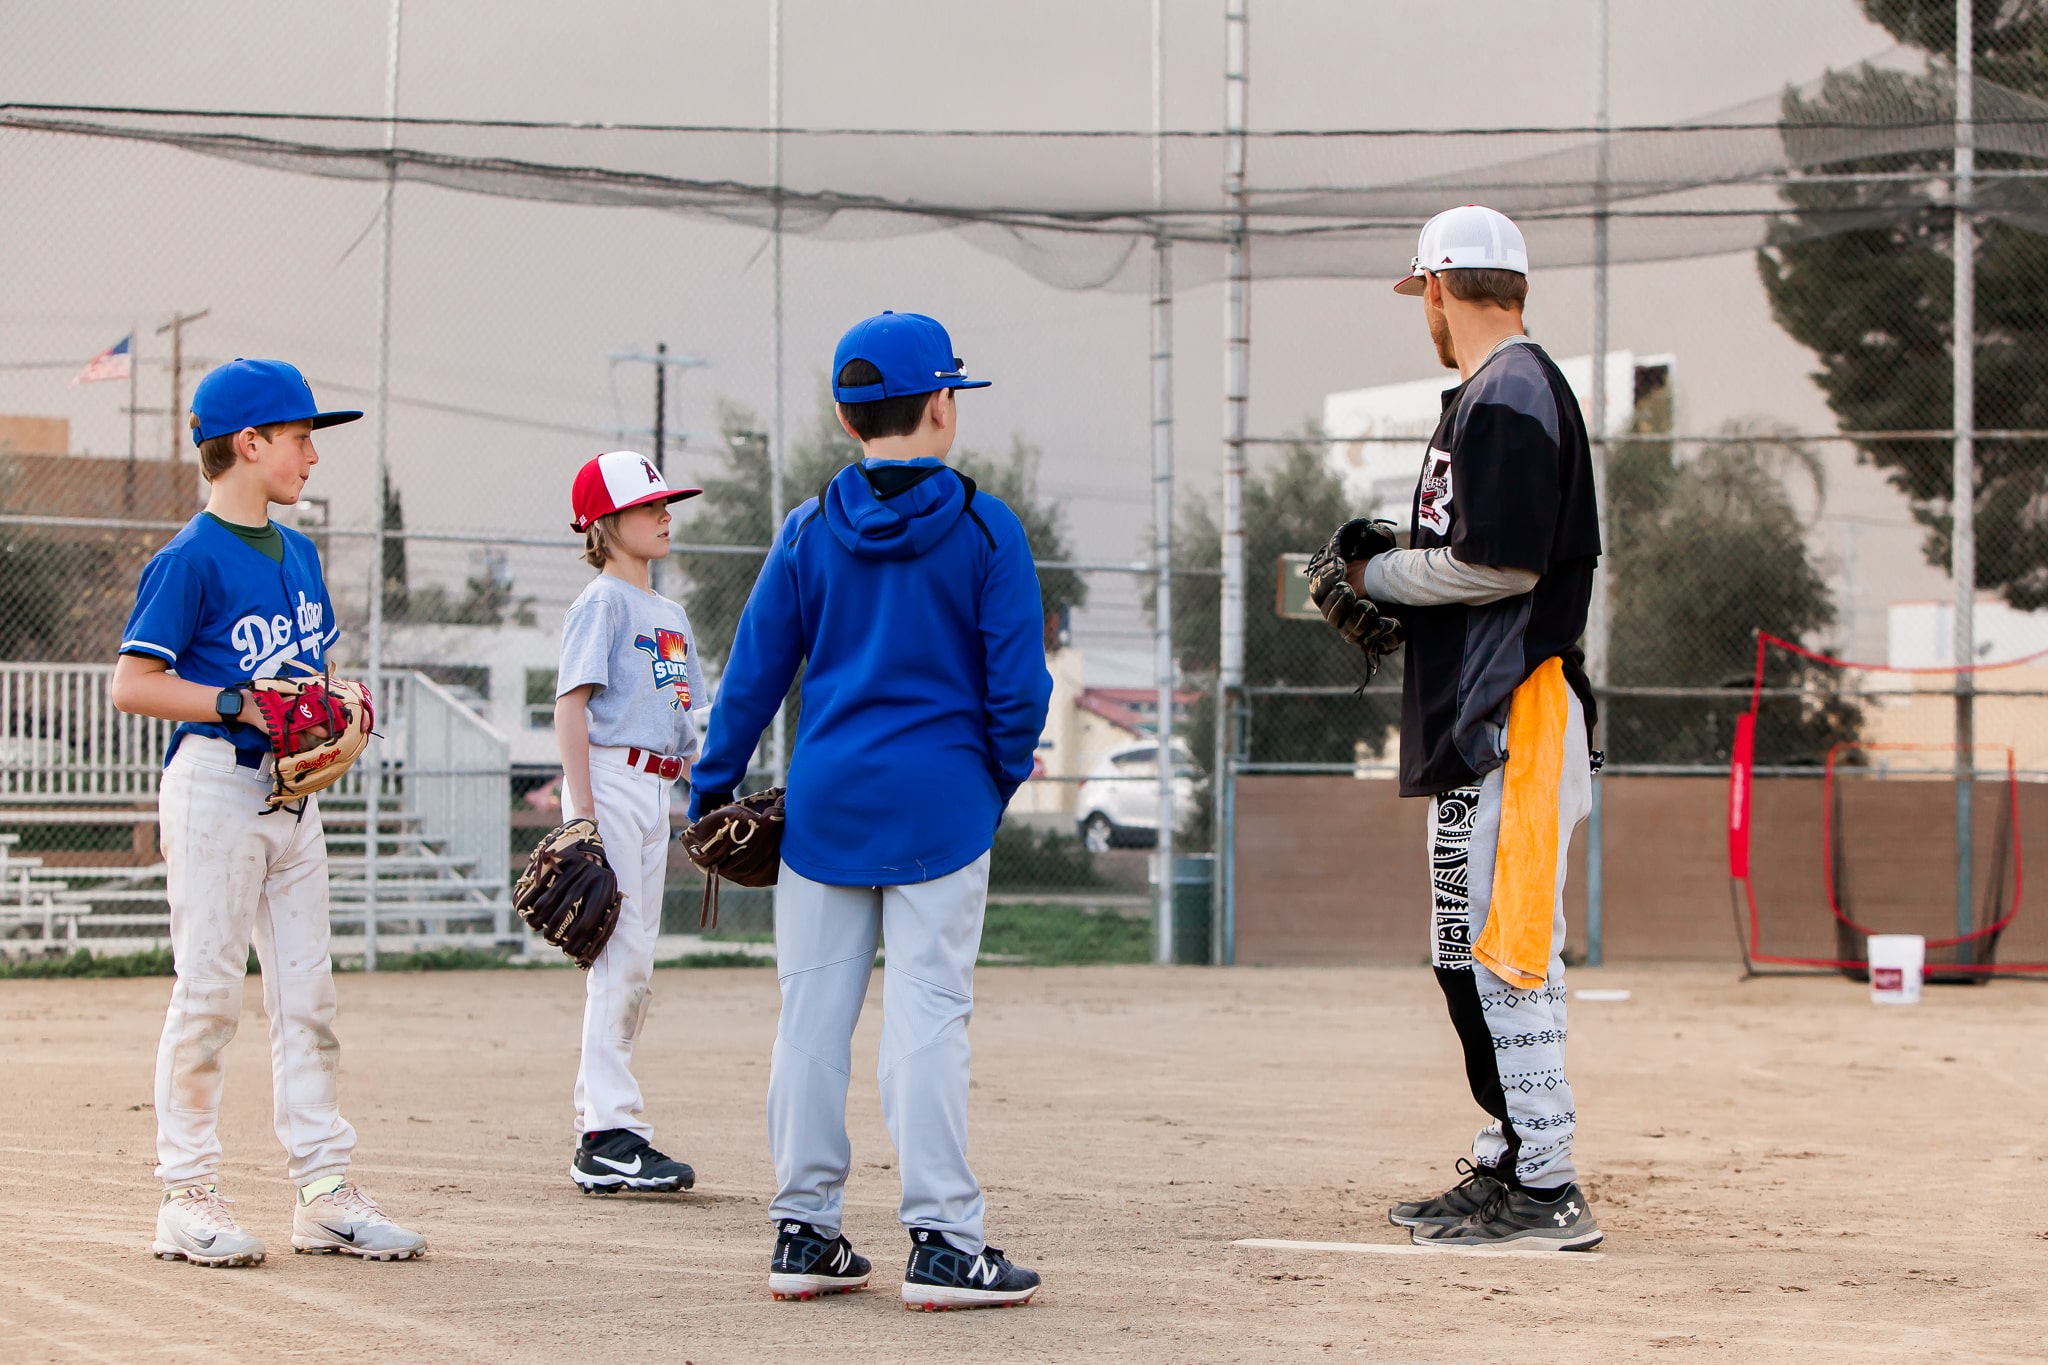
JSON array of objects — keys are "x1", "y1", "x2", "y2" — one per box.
[{"x1": 1232, "y1": 774, "x2": 2048, "y2": 968}]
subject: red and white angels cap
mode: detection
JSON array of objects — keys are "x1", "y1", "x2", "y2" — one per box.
[
  {"x1": 570, "y1": 451, "x2": 702, "y2": 532},
  {"x1": 1394, "y1": 204, "x2": 1529, "y2": 296}
]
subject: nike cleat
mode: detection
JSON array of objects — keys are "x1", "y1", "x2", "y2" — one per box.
[
  {"x1": 1410, "y1": 1182, "x2": 1603, "y2": 1252},
  {"x1": 153, "y1": 1184, "x2": 266, "y2": 1267},
  {"x1": 769, "y1": 1219, "x2": 872, "y2": 1300},
  {"x1": 571, "y1": 1129, "x2": 696, "y2": 1194},
  {"x1": 901, "y1": 1228, "x2": 1040, "y2": 1311},
  {"x1": 291, "y1": 1179, "x2": 428, "y2": 1260}
]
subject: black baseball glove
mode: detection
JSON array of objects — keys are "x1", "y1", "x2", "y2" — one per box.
[
  {"x1": 1304, "y1": 518, "x2": 1404, "y2": 679},
  {"x1": 513, "y1": 817, "x2": 622, "y2": 969}
]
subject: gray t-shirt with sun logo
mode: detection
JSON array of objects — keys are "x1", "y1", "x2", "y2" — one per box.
[{"x1": 556, "y1": 573, "x2": 705, "y2": 759}]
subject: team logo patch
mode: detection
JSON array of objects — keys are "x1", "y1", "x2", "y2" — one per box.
[
  {"x1": 1417, "y1": 448, "x2": 1454, "y2": 536},
  {"x1": 633, "y1": 629, "x2": 691, "y2": 709}
]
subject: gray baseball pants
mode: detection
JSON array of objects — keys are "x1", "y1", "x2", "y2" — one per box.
[{"x1": 766, "y1": 852, "x2": 991, "y2": 1253}]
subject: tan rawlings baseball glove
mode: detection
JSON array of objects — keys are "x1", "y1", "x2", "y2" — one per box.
[{"x1": 247, "y1": 659, "x2": 375, "y2": 811}]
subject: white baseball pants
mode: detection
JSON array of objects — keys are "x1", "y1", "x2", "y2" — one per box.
[
  {"x1": 154, "y1": 735, "x2": 355, "y2": 1188},
  {"x1": 766, "y1": 853, "x2": 992, "y2": 1253},
  {"x1": 566, "y1": 748, "x2": 673, "y2": 1138}
]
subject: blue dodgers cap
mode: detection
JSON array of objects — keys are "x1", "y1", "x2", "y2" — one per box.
[
  {"x1": 188, "y1": 358, "x2": 364, "y2": 446},
  {"x1": 830, "y1": 310, "x2": 992, "y2": 403}
]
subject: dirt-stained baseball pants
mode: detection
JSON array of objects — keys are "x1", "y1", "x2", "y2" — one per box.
[
  {"x1": 566, "y1": 747, "x2": 674, "y2": 1139},
  {"x1": 154, "y1": 735, "x2": 356, "y2": 1188},
  {"x1": 766, "y1": 853, "x2": 992, "y2": 1254},
  {"x1": 1426, "y1": 691, "x2": 1592, "y2": 1189}
]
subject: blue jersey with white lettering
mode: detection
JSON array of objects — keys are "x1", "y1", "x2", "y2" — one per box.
[{"x1": 120, "y1": 514, "x2": 341, "y2": 764}]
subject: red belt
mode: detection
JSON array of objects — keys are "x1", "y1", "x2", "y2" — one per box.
[{"x1": 626, "y1": 747, "x2": 685, "y2": 780}]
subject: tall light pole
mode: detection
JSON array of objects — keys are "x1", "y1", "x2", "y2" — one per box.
[
  {"x1": 769, "y1": 0, "x2": 789, "y2": 785},
  {"x1": 1151, "y1": 0, "x2": 1177, "y2": 966},
  {"x1": 154, "y1": 308, "x2": 210, "y2": 460},
  {"x1": 363, "y1": 0, "x2": 404, "y2": 972},
  {"x1": 1217, "y1": 0, "x2": 1249, "y2": 966}
]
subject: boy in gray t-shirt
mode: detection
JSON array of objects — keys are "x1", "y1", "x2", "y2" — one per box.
[{"x1": 554, "y1": 451, "x2": 706, "y2": 1195}]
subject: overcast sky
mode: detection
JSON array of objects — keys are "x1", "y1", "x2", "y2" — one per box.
[{"x1": 2, "y1": 1, "x2": 1917, "y2": 675}]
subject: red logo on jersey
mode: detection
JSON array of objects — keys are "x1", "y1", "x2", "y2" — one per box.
[{"x1": 1416, "y1": 449, "x2": 1455, "y2": 536}]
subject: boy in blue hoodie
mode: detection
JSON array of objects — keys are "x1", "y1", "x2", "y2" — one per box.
[{"x1": 689, "y1": 311, "x2": 1053, "y2": 1310}]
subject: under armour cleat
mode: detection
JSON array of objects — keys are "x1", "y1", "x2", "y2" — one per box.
[
  {"x1": 1388, "y1": 1158, "x2": 1508, "y2": 1228},
  {"x1": 1411, "y1": 1182, "x2": 1603, "y2": 1252}
]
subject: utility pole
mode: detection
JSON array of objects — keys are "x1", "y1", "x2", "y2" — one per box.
[
  {"x1": 607, "y1": 345, "x2": 712, "y2": 476},
  {"x1": 126, "y1": 325, "x2": 139, "y2": 513},
  {"x1": 154, "y1": 309, "x2": 210, "y2": 459}
]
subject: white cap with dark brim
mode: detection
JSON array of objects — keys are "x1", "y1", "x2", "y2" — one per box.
[{"x1": 1394, "y1": 204, "x2": 1530, "y2": 296}]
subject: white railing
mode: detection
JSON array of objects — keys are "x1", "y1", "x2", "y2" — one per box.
[
  {"x1": 0, "y1": 665, "x2": 511, "y2": 947},
  {"x1": 390, "y1": 671, "x2": 512, "y2": 923},
  {"x1": 0, "y1": 663, "x2": 176, "y2": 802}
]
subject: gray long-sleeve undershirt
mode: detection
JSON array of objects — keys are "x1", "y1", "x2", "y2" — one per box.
[{"x1": 1361, "y1": 546, "x2": 1539, "y2": 607}]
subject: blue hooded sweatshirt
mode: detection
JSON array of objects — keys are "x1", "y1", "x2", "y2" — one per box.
[{"x1": 688, "y1": 457, "x2": 1053, "y2": 886}]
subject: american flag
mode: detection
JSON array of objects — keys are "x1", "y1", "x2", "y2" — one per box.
[{"x1": 72, "y1": 335, "x2": 132, "y2": 385}]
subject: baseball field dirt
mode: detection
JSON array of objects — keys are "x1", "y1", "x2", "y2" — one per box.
[{"x1": 5, "y1": 964, "x2": 2044, "y2": 1362}]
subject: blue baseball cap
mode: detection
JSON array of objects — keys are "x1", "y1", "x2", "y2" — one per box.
[
  {"x1": 830, "y1": 311, "x2": 992, "y2": 403},
  {"x1": 189, "y1": 358, "x2": 364, "y2": 446}
]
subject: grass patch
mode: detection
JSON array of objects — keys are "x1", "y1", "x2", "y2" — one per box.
[
  {"x1": 654, "y1": 951, "x2": 774, "y2": 969},
  {"x1": 978, "y1": 901, "x2": 1150, "y2": 966},
  {"x1": 989, "y1": 823, "x2": 1106, "y2": 890},
  {"x1": 0, "y1": 947, "x2": 177, "y2": 979}
]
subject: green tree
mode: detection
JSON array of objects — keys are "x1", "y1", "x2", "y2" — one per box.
[
  {"x1": 1760, "y1": 1, "x2": 2048, "y2": 604},
  {"x1": 0, "y1": 532, "x2": 69, "y2": 659},
  {"x1": 1170, "y1": 435, "x2": 1401, "y2": 804},
  {"x1": 683, "y1": 383, "x2": 1087, "y2": 663},
  {"x1": 1605, "y1": 413, "x2": 1859, "y2": 765}
]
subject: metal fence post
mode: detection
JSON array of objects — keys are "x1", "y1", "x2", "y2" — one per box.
[
  {"x1": 1953, "y1": 0, "x2": 1977, "y2": 960},
  {"x1": 1584, "y1": 0, "x2": 1611, "y2": 969},
  {"x1": 1150, "y1": 0, "x2": 1176, "y2": 967},
  {"x1": 1216, "y1": 0, "x2": 1249, "y2": 968}
]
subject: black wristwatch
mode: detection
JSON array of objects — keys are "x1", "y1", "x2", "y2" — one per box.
[{"x1": 215, "y1": 687, "x2": 246, "y2": 722}]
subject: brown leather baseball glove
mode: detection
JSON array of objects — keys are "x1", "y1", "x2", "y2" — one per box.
[
  {"x1": 513, "y1": 818, "x2": 622, "y2": 969},
  {"x1": 681, "y1": 787, "x2": 785, "y2": 929}
]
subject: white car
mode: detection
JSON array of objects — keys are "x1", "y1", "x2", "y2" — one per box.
[{"x1": 1074, "y1": 741, "x2": 1198, "y2": 852}]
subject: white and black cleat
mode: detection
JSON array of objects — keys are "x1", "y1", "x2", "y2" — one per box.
[
  {"x1": 291, "y1": 1180, "x2": 427, "y2": 1260},
  {"x1": 571, "y1": 1128, "x2": 696, "y2": 1194},
  {"x1": 1410, "y1": 1182, "x2": 1603, "y2": 1252},
  {"x1": 769, "y1": 1220, "x2": 872, "y2": 1301},
  {"x1": 901, "y1": 1228, "x2": 1040, "y2": 1311},
  {"x1": 1389, "y1": 1158, "x2": 1508, "y2": 1229},
  {"x1": 153, "y1": 1185, "x2": 266, "y2": 1267}
]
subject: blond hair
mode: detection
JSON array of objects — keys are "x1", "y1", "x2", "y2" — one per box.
[{"x1": 582, "y1": 512, "x2": 622, "y2": 569}]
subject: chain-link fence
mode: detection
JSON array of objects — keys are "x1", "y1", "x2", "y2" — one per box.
[{"x1": 7, "y1": 5, "x2": 2048, "y2": 968}]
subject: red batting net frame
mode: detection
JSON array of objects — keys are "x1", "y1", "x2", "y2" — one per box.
[{"x1": 1728, "y1": 632, "x2": 2048, "y2": 978}]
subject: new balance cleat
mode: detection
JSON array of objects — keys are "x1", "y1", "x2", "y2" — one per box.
[
  {"x1": 291, "y1": 1179, "x2": 428, "y2": 1260},
  {"x1": 901, "y1": 1229, "x2": 1040, "y2": 1311},
  {"x1": 1410, "y1": 1182, "x2": 1603, "y2": 1252},
  {"x1": 1388, "y1": 1158, "x2": 1507, "y2": 1229},
  {"x1": 153, "y1": 1185, "x2": 266, "y2": 1267},
  {"x1": 769, "y1": 1220, "x2": 872, "y2": 1300},
  {"x1": 571, "y1": 1129, "x2": 695, "y2": 1194}
]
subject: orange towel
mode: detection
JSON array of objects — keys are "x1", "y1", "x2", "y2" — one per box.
[{"x1": 1472, "y1": 657, "x2": 1569, "y2": 991}]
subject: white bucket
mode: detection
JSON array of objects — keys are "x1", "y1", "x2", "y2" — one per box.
[{"x1": 1867, "y1": 934, "x2": 1926, "y2": 1005}]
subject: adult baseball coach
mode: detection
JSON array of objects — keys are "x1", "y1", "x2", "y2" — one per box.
[{"x1": 1315, "y1": 205, "x2": 1605, "y2": 1251}]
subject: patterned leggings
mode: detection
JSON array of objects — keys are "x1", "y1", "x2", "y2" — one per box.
[{"x1": 1424, "y1": 741, "x2": 1588, "y2": 1188}]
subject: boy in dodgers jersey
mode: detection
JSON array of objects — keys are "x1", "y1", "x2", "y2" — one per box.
[
  {"x1": 556, "y1": 452, "x2": 706, "y2": 1194},
  {"x1": 112, "y1": 359, "x2": 425, "y2": 1267}
]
